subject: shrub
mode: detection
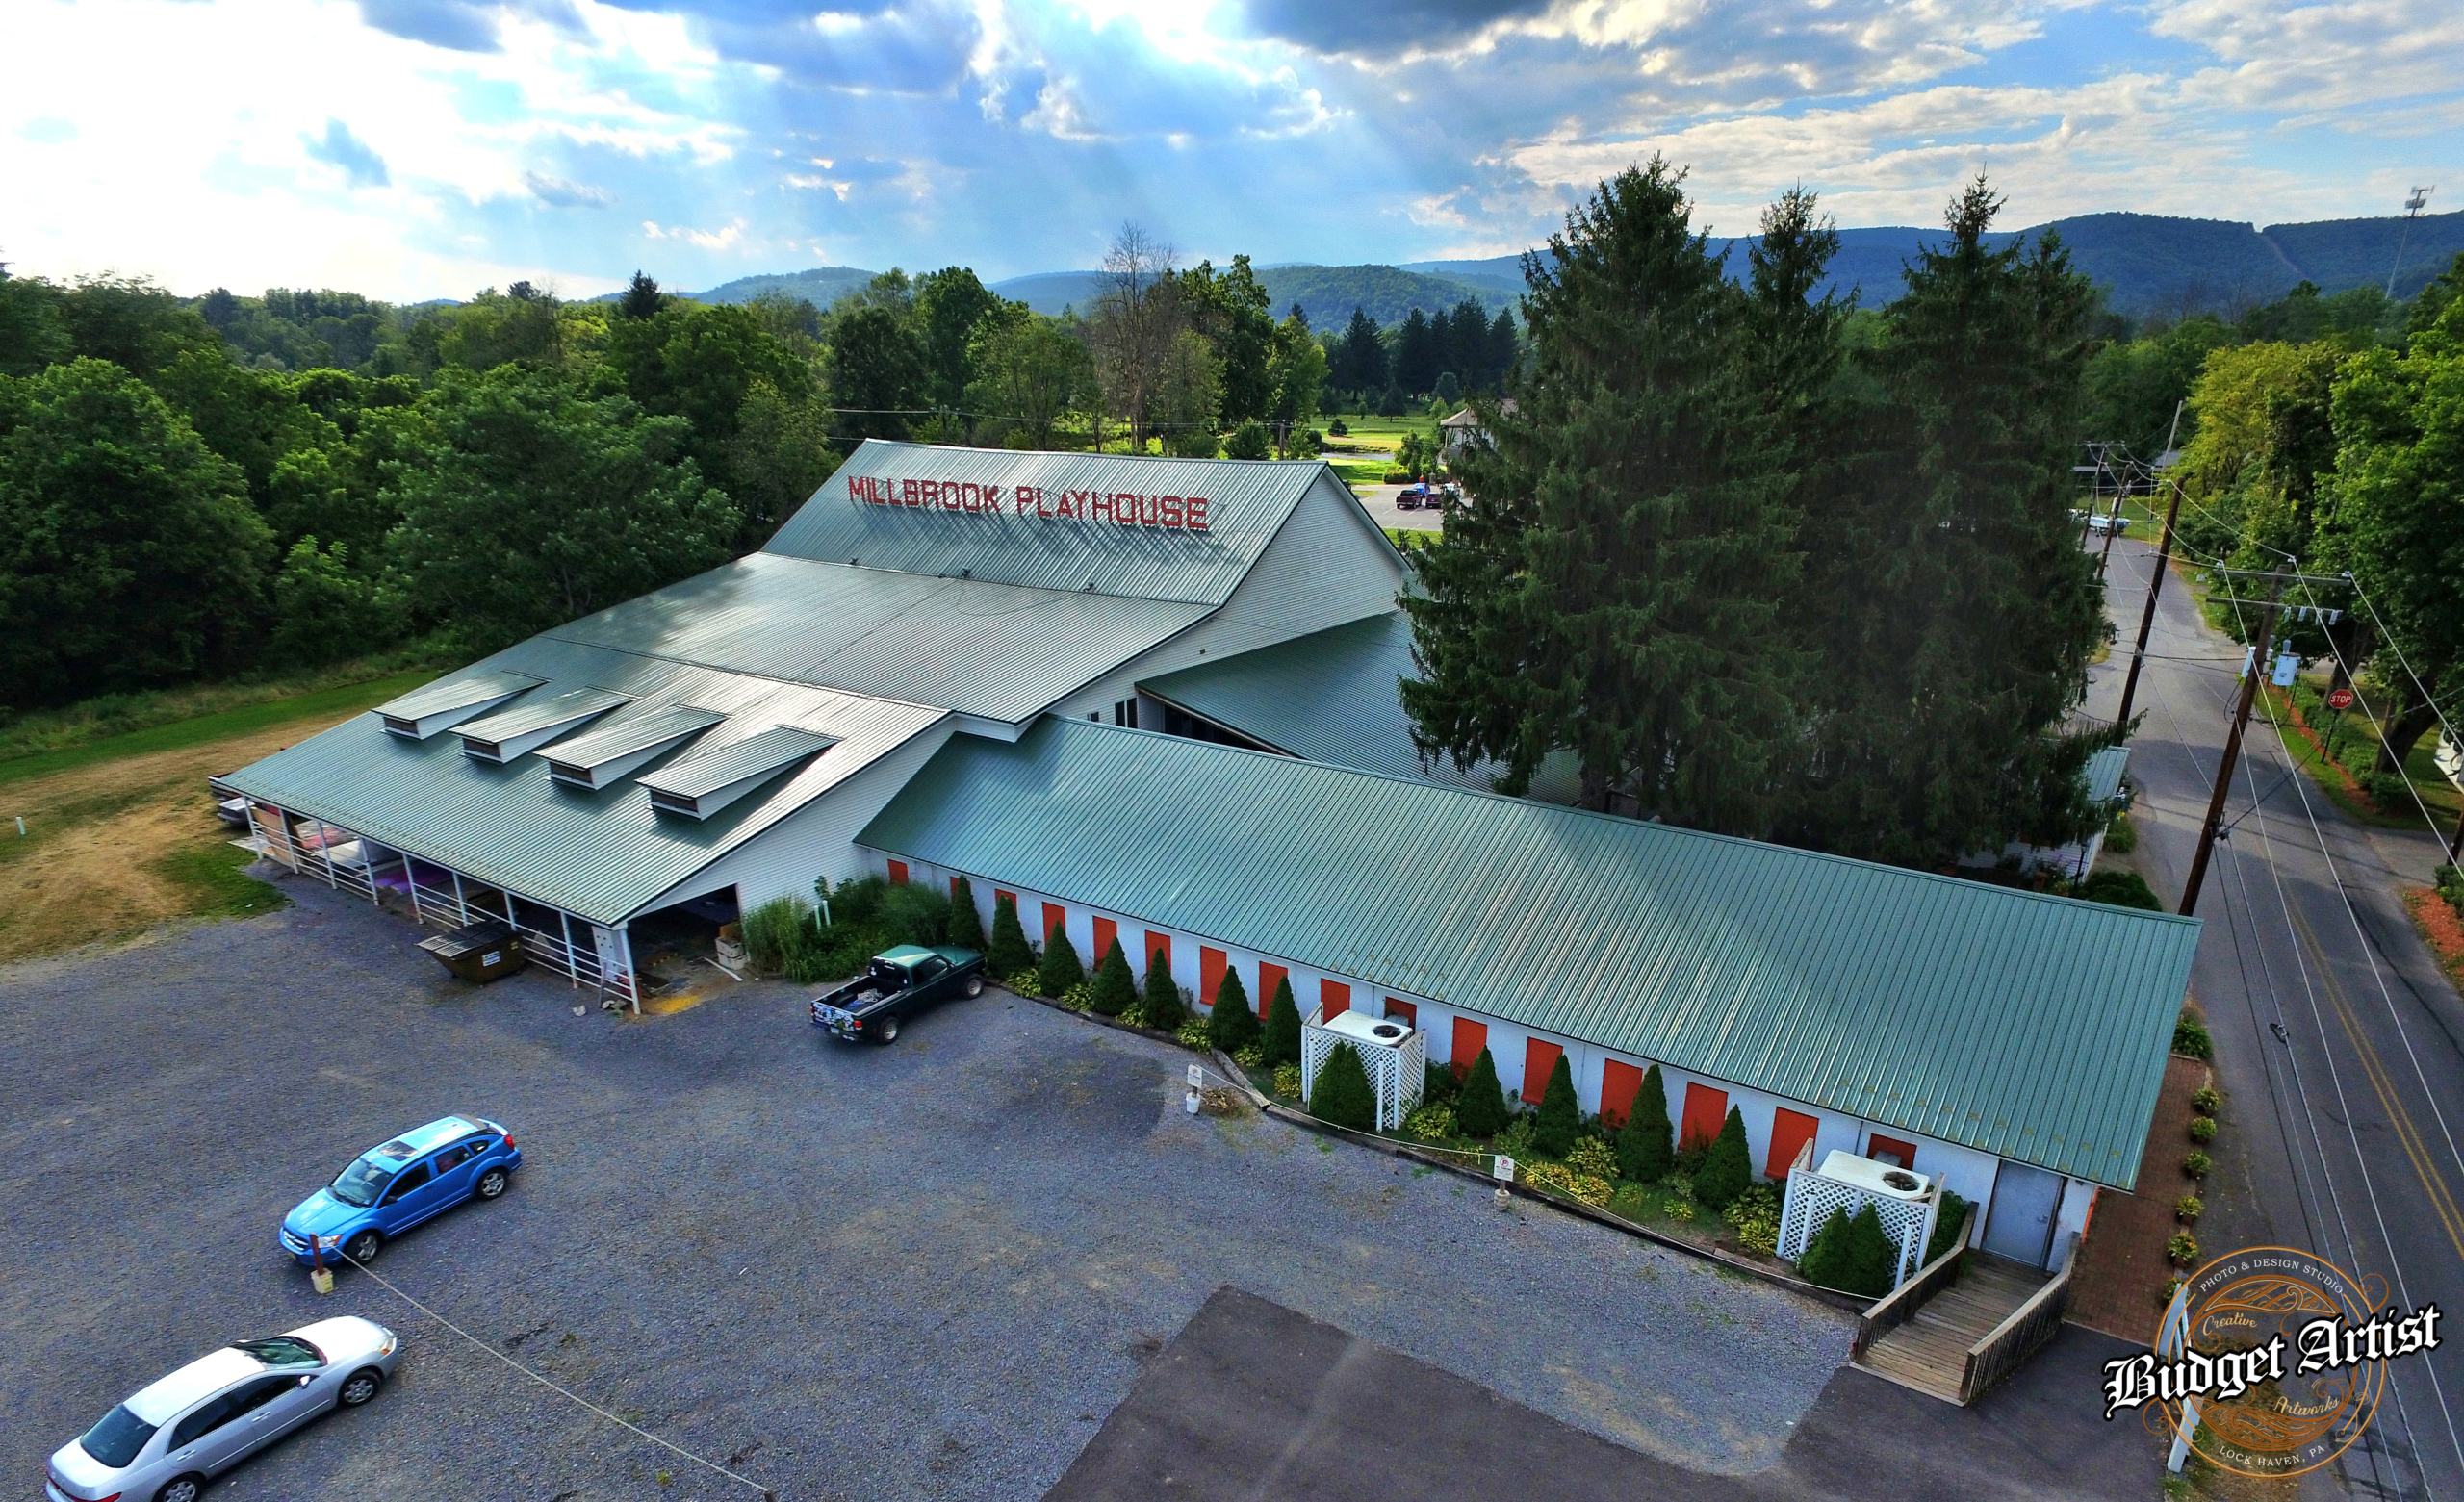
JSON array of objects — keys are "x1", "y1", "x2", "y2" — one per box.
[
  {"x1": 1233, "y1": 1042, "x2": 1266, "y2": 1070},
  {"x1": 1566, "y1": 1137, "x2": 1619, "y2": 1180},
  {"x1": 1423, "y1": 1059, "x2": 1460, "y2": 1105},
  {"x1": 2184, "y1": 1151, "x2": 2210, "y2": 1178},
  {"x1": 987, "y1": 893, "x2": 1035, "y2": 978},
  {"x1": 2189, "y1": 1116, "x2": 2217, "y2": 1143},
  {"x1": 2177, "y1": 1195, "x2": 2204, "y2": 1222},
  {"x1": 2104, "y1": 809, "x2": 2138, "y2": 853},
  {"x1": 1402, "y1": 1103, "x2": 1455, "y2": 1142},
  {"x1": 945, "y1": 876, "x2": 986, "y2": 952},
  {"x1": 1038, "y1": 924, "x2": 1086, "y2": 998},
  {"x1": 1843, "y1": 1205, "x2": 1898, "y2": 1297},
  {"x1": 1694, "y1": 1106, "x2": 1753, "y2": 1210},
  {"x1": 1089, "y1": 938, "x2": 1135, "y2": 1018},
  {"x1": 1272, "y1": 1061, "x2": 1302, "y2": 1099},
  {"x1": 1533, "y1": 1054, "x2": 1580, "y2": 1158},
  {"x1": 2078, "y1": 869, "x2": 2164, "y2": 911},
  {"x1": 1722, "y1": 1184, "x2": 1784, "y2": 1255},
  {"x1": 878, "y1": 881, "x2": 952, "y2": 947},
  {"x1": 2192, "y1": 1084, "x2": 2220, "y2": 1115},
  {"x1": 741, "y1": 895, "x2": 815, "y2": 977},
  {"x1": 1617, "y1": 1064, "x2": 1673, "y2": 1184},
  {"x1": 1223, "y1": 420, "x2": 1271, "y2": 461},
  {"x1": 1059, "y1": 981, "x2": 1093, "y2": 1011},
  {"x1": 2168, "y1": 1233, "x2": 2200, "y2": 1265},
  {"x1": 1454, "y1": 1048, "x2": 1508, "y2": 1138},
  {"x1": 1142, "y1": 943, "x2": 1185, "y2": 1031},
  {"x1": 1263, "y1": 975, "x2": 1303, "y2": 1065},
  {"x1": 2173, "y1": 1009, "x2": 2214, "y2": 1060},
  {"x1": 1176, "y1": 1019, "x2": 1211, "y2": 1051},
  {"x1": 1327, "y1": 417, "x2": 1348, "y2": 437},
  {"x1": 1207, "y1": 966, "x2": 1259, "y2": 1053},
  {"x1": 1797, "y1": 1208, "x2": 1855, "y2": 1287},
  {"x1": 2437, "y1": 863, "x2": 2464, "y2": 919},
  {"x1": 1004, "y1": 969, "x2": 1040, "y2": 994},
  {"x1": 1522, "y1": 1160, "x2": 1611, "y2": 1206},
  {"x1": 1925, "y1": 1190, "x2": 1972, "y2": 1265},
  {"x1": 2370, "y1": 771, "x2": 2415, "y2": 811},
  {"x1": 1310, "y1": 1041, "x2": 1377, "y2": 1131},
  {"x1": 828, "y1": 873, "x2": 889, "y2": 927}
]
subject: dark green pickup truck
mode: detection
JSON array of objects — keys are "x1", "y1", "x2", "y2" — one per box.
[{"x1": 808, "y1": 944, "x2": 987, "y2": 1044}]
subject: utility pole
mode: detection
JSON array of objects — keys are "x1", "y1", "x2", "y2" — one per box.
[
  {"x1": 2114, "y1": 473, "x2": 2186, "y2": 731},
  {"x1": 2096, "y1": 446, "x2": 2133, "y2": 573},
  {"x1": 2181, "y1": 573, "x2": 2292, "y2": 918},
  {"x1": 2389, "y1": 187, "x2": 2435, "y2": 297}
]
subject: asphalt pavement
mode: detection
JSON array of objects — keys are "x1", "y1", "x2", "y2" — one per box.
[{"x1": 2088, "y1": 535, "x2": 2464, "y2": 1501}]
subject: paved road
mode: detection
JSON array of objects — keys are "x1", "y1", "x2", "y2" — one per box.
[
  {"x1": 2089, "y1": 537, "x2": 2464, "y2": 1500},
  {"x1": 0, "y1": 879, "x2": 1848, "y2": 1501},
  {"x1": 1350, "y1": 481, "x2": 1445, "y2": 532}
]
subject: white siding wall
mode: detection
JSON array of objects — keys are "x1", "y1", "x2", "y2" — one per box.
[
  {"x1": 635, "y1": 721, "x2": 959, "y2": 916},
  {"x1": 1047, "y1": 475, "x2": 1407, "y2": 725},
  {"x1": 2052, "y1": 1179, "x2": 2098, "y2": 1272},
  {"x1": 862, "y1": 843, "x2": 2017, "y2": 1248}
]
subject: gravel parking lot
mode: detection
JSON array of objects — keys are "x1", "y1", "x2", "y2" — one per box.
[{"x1": 2, "y1": 876, "x2": 1850, "y2": 1501}]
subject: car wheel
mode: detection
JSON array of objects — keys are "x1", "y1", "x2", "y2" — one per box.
[
  {"x1": 343, "y1": 1229, "x2": 383, "y2": 1265},
  {"x1": 338, "y1": 1368, "x2": 384, "y2": 1407},
  {"x1": 876, "y1": 1015, "x2": 900, "y2": 1044},
  {"x1": 156, "y1": 1475, "x2": 206, "y2": 1502},
  {"x1": 963, "y1": 975, "x2": 984, "y2": 998},
  {"x1": 475, "y1": 1167, "x2": 509, "y2": 1201}
]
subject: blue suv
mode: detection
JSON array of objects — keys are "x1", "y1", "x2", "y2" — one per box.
[{"x1": 281, "y1": 1116, "x2": 521, "y2": 1268}]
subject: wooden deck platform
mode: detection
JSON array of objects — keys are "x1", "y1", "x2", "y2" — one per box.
[{"x1": 1853, "y1": 1257, "x2": 2050, "y2": 1403}]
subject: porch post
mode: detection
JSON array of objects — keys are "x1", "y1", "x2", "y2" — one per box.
[
  {"x1": 313, "y1": 820, "x2": 340, "y2": 890},
  {"x1": 450, "y1": 870, "x2": 469, "y2": 925},
  {"x1": 557, "y1": 909, "x2": 578, "y2": 989},
  {"x1": 619, "y1": 924, "x2": 639, "y2": 1015}
]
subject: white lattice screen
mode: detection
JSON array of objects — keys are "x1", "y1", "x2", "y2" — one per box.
[
  {"x1": 1300, "y1": 1011, "x2": 1426, "y2": 1131},
  {"x1": 1777, "y1": 1159, "x2": 1941, "y2": 1288}
]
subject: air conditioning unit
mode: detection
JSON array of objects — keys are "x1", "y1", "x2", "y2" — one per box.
[
  {"x1": 1322, "y1": 1010, "x2": 1414, "y2": 1051},
  {"x1": 1818, "y1": 1149, "x2": 1932, "y2": 1200}
]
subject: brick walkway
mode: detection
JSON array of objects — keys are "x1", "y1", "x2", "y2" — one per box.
[{"x1": 2067, "y1": 1052, "x2": 2212, "y2": 1338}]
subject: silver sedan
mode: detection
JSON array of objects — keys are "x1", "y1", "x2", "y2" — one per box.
[{"x1": 46, "y1": 1315, "x2": 399, "y2": 1502}]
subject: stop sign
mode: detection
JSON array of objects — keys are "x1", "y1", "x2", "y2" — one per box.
[{"x1": 2327, "y1": 687, "x2": 2355, "y2": 711}]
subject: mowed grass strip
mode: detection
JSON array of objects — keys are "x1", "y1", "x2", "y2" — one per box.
[{"x1": 0, "y1": 673, "x2": 427, "y2": 963}]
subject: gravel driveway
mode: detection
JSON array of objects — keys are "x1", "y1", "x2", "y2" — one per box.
[{"x1": 1, "y1": 877, "x2": 1849, "y2": 1500}]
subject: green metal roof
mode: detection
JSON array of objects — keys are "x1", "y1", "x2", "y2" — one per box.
[
  {"x1": 222, "y1": 639, "x2": 947, "y2": 924},
  {"x1": 1140, "y1": 611, "x2": 1582, "y2": 801},
  {"x1": 764, "y1": 440, "x2": 1357, "y2": 605},
  {"x1": 638, "y1": 726, "x2": 834, "y2": 800},
  {"x1": 860, "y1": 719, "x2": 2200, "y2": 1188},
  {"x1": 2086, "y1": 745, "x2": 2131, "y2": 806}
]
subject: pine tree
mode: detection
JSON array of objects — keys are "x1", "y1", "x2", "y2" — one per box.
[
  {"x1": 1797, "y1": 1206, "x2": 1854, "y2": 1289},
  {"x1": 945, "y1": 876, "x2": 986, "y2": 953},
  {"x1": 1617, "y1": 1064, "x2": 1673, "y2": 1183},
  {"x1": 1843, "y1": 1204, "x2": 1897, "y2": 1297},
  {"x1": 1037, "y1": 923, "x2": 1085, "y2": 998},
  {"x1": 1089, "y1": 938, "x2": 1134, "y2": 1017},
  {"x1": 1310, "y1": 1041, "x2": 1377, "y2": 1132},
  {"x1": 987, "y1": 893, "x2": 1034, "y2": 980},
  {"x1": 1454, "y1": 1048, "x2": 1507, "y2": 1138},
  {"x1": 1263, "y1": 975, "x2": 1303, "y2": 1064},
  {"x1": 1533, "y1": 1054, "x2": 1579, "y2": 1158},
  {"x1": 1142, "y1": 943, "x2": 1185, "y2": 1031},
  {"x1": 1694, "y1": 1105, "x2": 1753, "y2": 1209},
  {"x1": 1206, "y1": 965, "x2": 1259, "y2": 1052}
]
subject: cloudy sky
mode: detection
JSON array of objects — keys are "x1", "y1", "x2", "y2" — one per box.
[{"x1": 4, "y1": 0, "x2": 2457, "y2": 300}]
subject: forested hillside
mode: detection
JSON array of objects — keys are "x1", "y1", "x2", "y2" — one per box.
[{"x1": 994, "y1": 264, "x2": 1514, "y2": 328}]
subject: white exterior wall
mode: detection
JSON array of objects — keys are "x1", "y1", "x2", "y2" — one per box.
[
  {"x1": 2051, "y1": 1178, "x2": 2098, "y2": 1272},
  {"x1": 635, "y1": 720, "x2": 959, "y2": 916},
  {"x1": 1046, "y1": 475, "x2": 1408, "y2": 726}
]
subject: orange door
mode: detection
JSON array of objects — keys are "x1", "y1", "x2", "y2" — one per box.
[
  {"x1": 1093, "y1": 916, "x2": 1118, "y2": 967},
  {"x1": 1383, "y1": 999, "x2": 1417, "y2": 1027},
  {"x1": 1041, "y1": 902, "x2": 1066, "y2": 945},
  {"x1": 949, "y1": 876, "x2": 962, "y2": 898},
  {"x1": 1450, "y1": 1017, "x2": 1487, "y2": 1079},
  {"x1": 1600, "y1": 1060, "x2": 1644, "y2": 1129},
  {"x1": 1144, "y1": 931, "x2": 1171, "y2": 980},
  {"x1": 1680, "y1": 1082, "x2": 1728, "y2": 1153},
  {"x1": 1768, "y1": 1108, "x2": 1821, "y2": 1179},
  {"x1": 1867, "y1": 1133, "x2": 1918, "y2": 1170},
  {"x1": 1200, "y1": 948, "x2": 1227, "y2": 1009},
  {"x1": 887, "y1": 860, "x2": 909, "y2": 885},
  {"x1": 1523, "y1": 1038, "x2": 1563, "y2": 1107},
  {"x1": 1257, "y1": 962, "x2": 1288, "y2": 1018},
  {"x1": 995, "y1": 889, "x2": 1015, "y2": 912},
  {"x1": 1320, "y1": 980, "x2": 1349, "y2": 1019}
]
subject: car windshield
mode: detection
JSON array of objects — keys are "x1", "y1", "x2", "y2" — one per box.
[
  {"x1": 329, "y1": 1155, "x2": 396, "y2": 1207},
  {"x1": 232, "y1": 1336, "x2": 324, "y2": 1369},
  {"x1": 79, "y1": 1404, "x2": 156, "y2": 1468}
]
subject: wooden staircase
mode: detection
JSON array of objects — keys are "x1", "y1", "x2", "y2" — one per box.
[{"x1": 1854, "y1": 1256, "x2": 2053, "y2": 1404}]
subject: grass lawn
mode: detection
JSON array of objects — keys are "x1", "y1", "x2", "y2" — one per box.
[
  {"x1": 0, "y1": 671, "x2": 429, "y2": 963},
  {"x1": 2259, "y1": 681, "x2": 2464, "y2": 832}
]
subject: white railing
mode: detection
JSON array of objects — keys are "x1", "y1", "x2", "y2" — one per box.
[
  {"x1": 1776, "y1": 1138, "x2": 1942, "y2": 1288},
  {"x1": 1299, "y1": 1008, "x2": 1426, "y2": 1130}
]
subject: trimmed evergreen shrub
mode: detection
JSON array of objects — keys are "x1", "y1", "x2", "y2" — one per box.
[
  {"x1": 1617, "y1": 1063, "x2": 1674, "y2": 1184},
  {"x1": 1423, "y1": 1059, "x2": 1460, "y2": 1105},
  {"x1": 1089, "y1": 938, "x2": 1135, "y2": 1018},
  {"x1": 1533, "y1": 1054, "x2": 1580, "y2": 1158},
  {"x1": 1797, "y1": 1207, "x2": 1855, "y2": 1289},
  {"x1": 1454, "y1": 1048, "x2": 1507, "y2": 1138},
  {"x1": 1142, "y1": 944, "x2": 1185, "y2": 1031},
  {"x1": 1207, "y1": 966, "x2": 1259, "y2": 1052},
  {"x1": 1038, "y1": 924, "x2": 1085, "y2": 998},
  {"x1": 2078, "y1": 869, "x2": 2164, "y2": 912},
  {"x1": 987, "y1": 894, "x2": 1034, "y2": 980},
  {"x1": 1310, "y1": 1041, "x2": 1377, "y2": 1131},
  {"x1": 1842, "y1": 1205, "x2": 1897, "y2": 1296},
  {"x1": 1925, "y1": 1190, "x2": 1971, "y2": 1265},
  {"x1": 1694, "y1": 1105, "x2": 1753, "y2": 1209},
  {"x1": 945, "y1": 876, "x2": 986, "y2": 952},
  {"x1": 1263, "y1": 975, "x2": 1303, "y2": 1065},
  {"x1": 2173, "y1": 1008, "x2": 2214, "y2": 1060}
]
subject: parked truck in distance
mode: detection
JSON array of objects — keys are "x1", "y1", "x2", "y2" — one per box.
[{"x1": 809, "y1": 945, "x2": 986, "y2": 1044}]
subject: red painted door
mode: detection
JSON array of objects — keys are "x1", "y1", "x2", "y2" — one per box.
[
  {"x1": 1383, "y1": 999, "x2": 1417, "y2": 1027},
  {"x1": 1041, "y1": 902, "x2": 1066, "y2": 945},
  {"x1": 1768, "y1": 1108, "x2": 1821, "y2": 1179},
  {"x1": 1867, "y1": 1133, "x2": 1918, "y2": 1170},
  {"x1": 1257, "y1": 962, "x2": 1287, "y2": 1018},
  {"x1": 1201, "y1": 948, "x2": 1227, "y2": 1009},
  {"x1": 1450, "y1": 1017, "x2": 1487, "y2": 1079},
  {"x1": 1523, "y1": 1038, "x2": 1563, "y2": 1107},
  {"x1": 949, "y1": 876, "x2": 962, "y2": 898},
  {"x1": 1680, "y1": 1082, "x2": 1728, "y2": 1153},
  {"x1": 1143, "y1": 930, "x2": 1171, "y2": 980},
  {"x1": 995, "y1": 889, "x2": 1015, "y2": 913},
  {"x1": 1092, "y1": 916, "x2": 1118, "y2": 967},
  {"x1": 887, "y1": 860, "x2": 909, "y2": 885},
  {"x1": 1320, "y1": 980, "x2": 1349, "y2": 1020},
  {"x1": 1600, "y1": 1060, "x2": 1644, "y2": 1129}
]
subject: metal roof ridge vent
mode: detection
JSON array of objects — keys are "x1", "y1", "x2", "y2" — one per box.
[
  {"x1": 458, "y1": 686, "x2": 634, "y2": 764},
  {"x1": 545, "y1": 704, "x2": 728, "y2": 791},
  {"x1": 639, "y1": 725, "x2": 835, "y2": 820},
  {"x1": 378, "y1": 671, "x2": 547, "y2": 741}
]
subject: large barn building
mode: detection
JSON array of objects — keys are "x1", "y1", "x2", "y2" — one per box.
[{"x1": 225, "y1": 441, "x2": 2199, "y2": 1274}]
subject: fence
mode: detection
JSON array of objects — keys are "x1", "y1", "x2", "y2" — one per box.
[
  {"x1": 1775, "y1": 1138, "x2": 1941, "y2": 1288},
  {"x1": 1298, "y1": 1009, "x2": 1426, "y2": 1130},
  {"x1": 1959, "y1": 1232, "x2": 2082, "y2": 1403},
  {"x1": 1851, "y1": 1205, "x2": 1977, "y2": 1360}
]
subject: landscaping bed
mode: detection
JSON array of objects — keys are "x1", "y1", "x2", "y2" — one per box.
[
  {"x1": 2066, "y1": 1027, "x2": 2220, "y2": 1338},
  {"x1": 2405, "y1": 877, "x2": 2464, "y2": 997}
]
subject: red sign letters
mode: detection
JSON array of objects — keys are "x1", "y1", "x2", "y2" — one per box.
[{"x1": 846, "y1": 473, "x2": 1211, "y2": 531}]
